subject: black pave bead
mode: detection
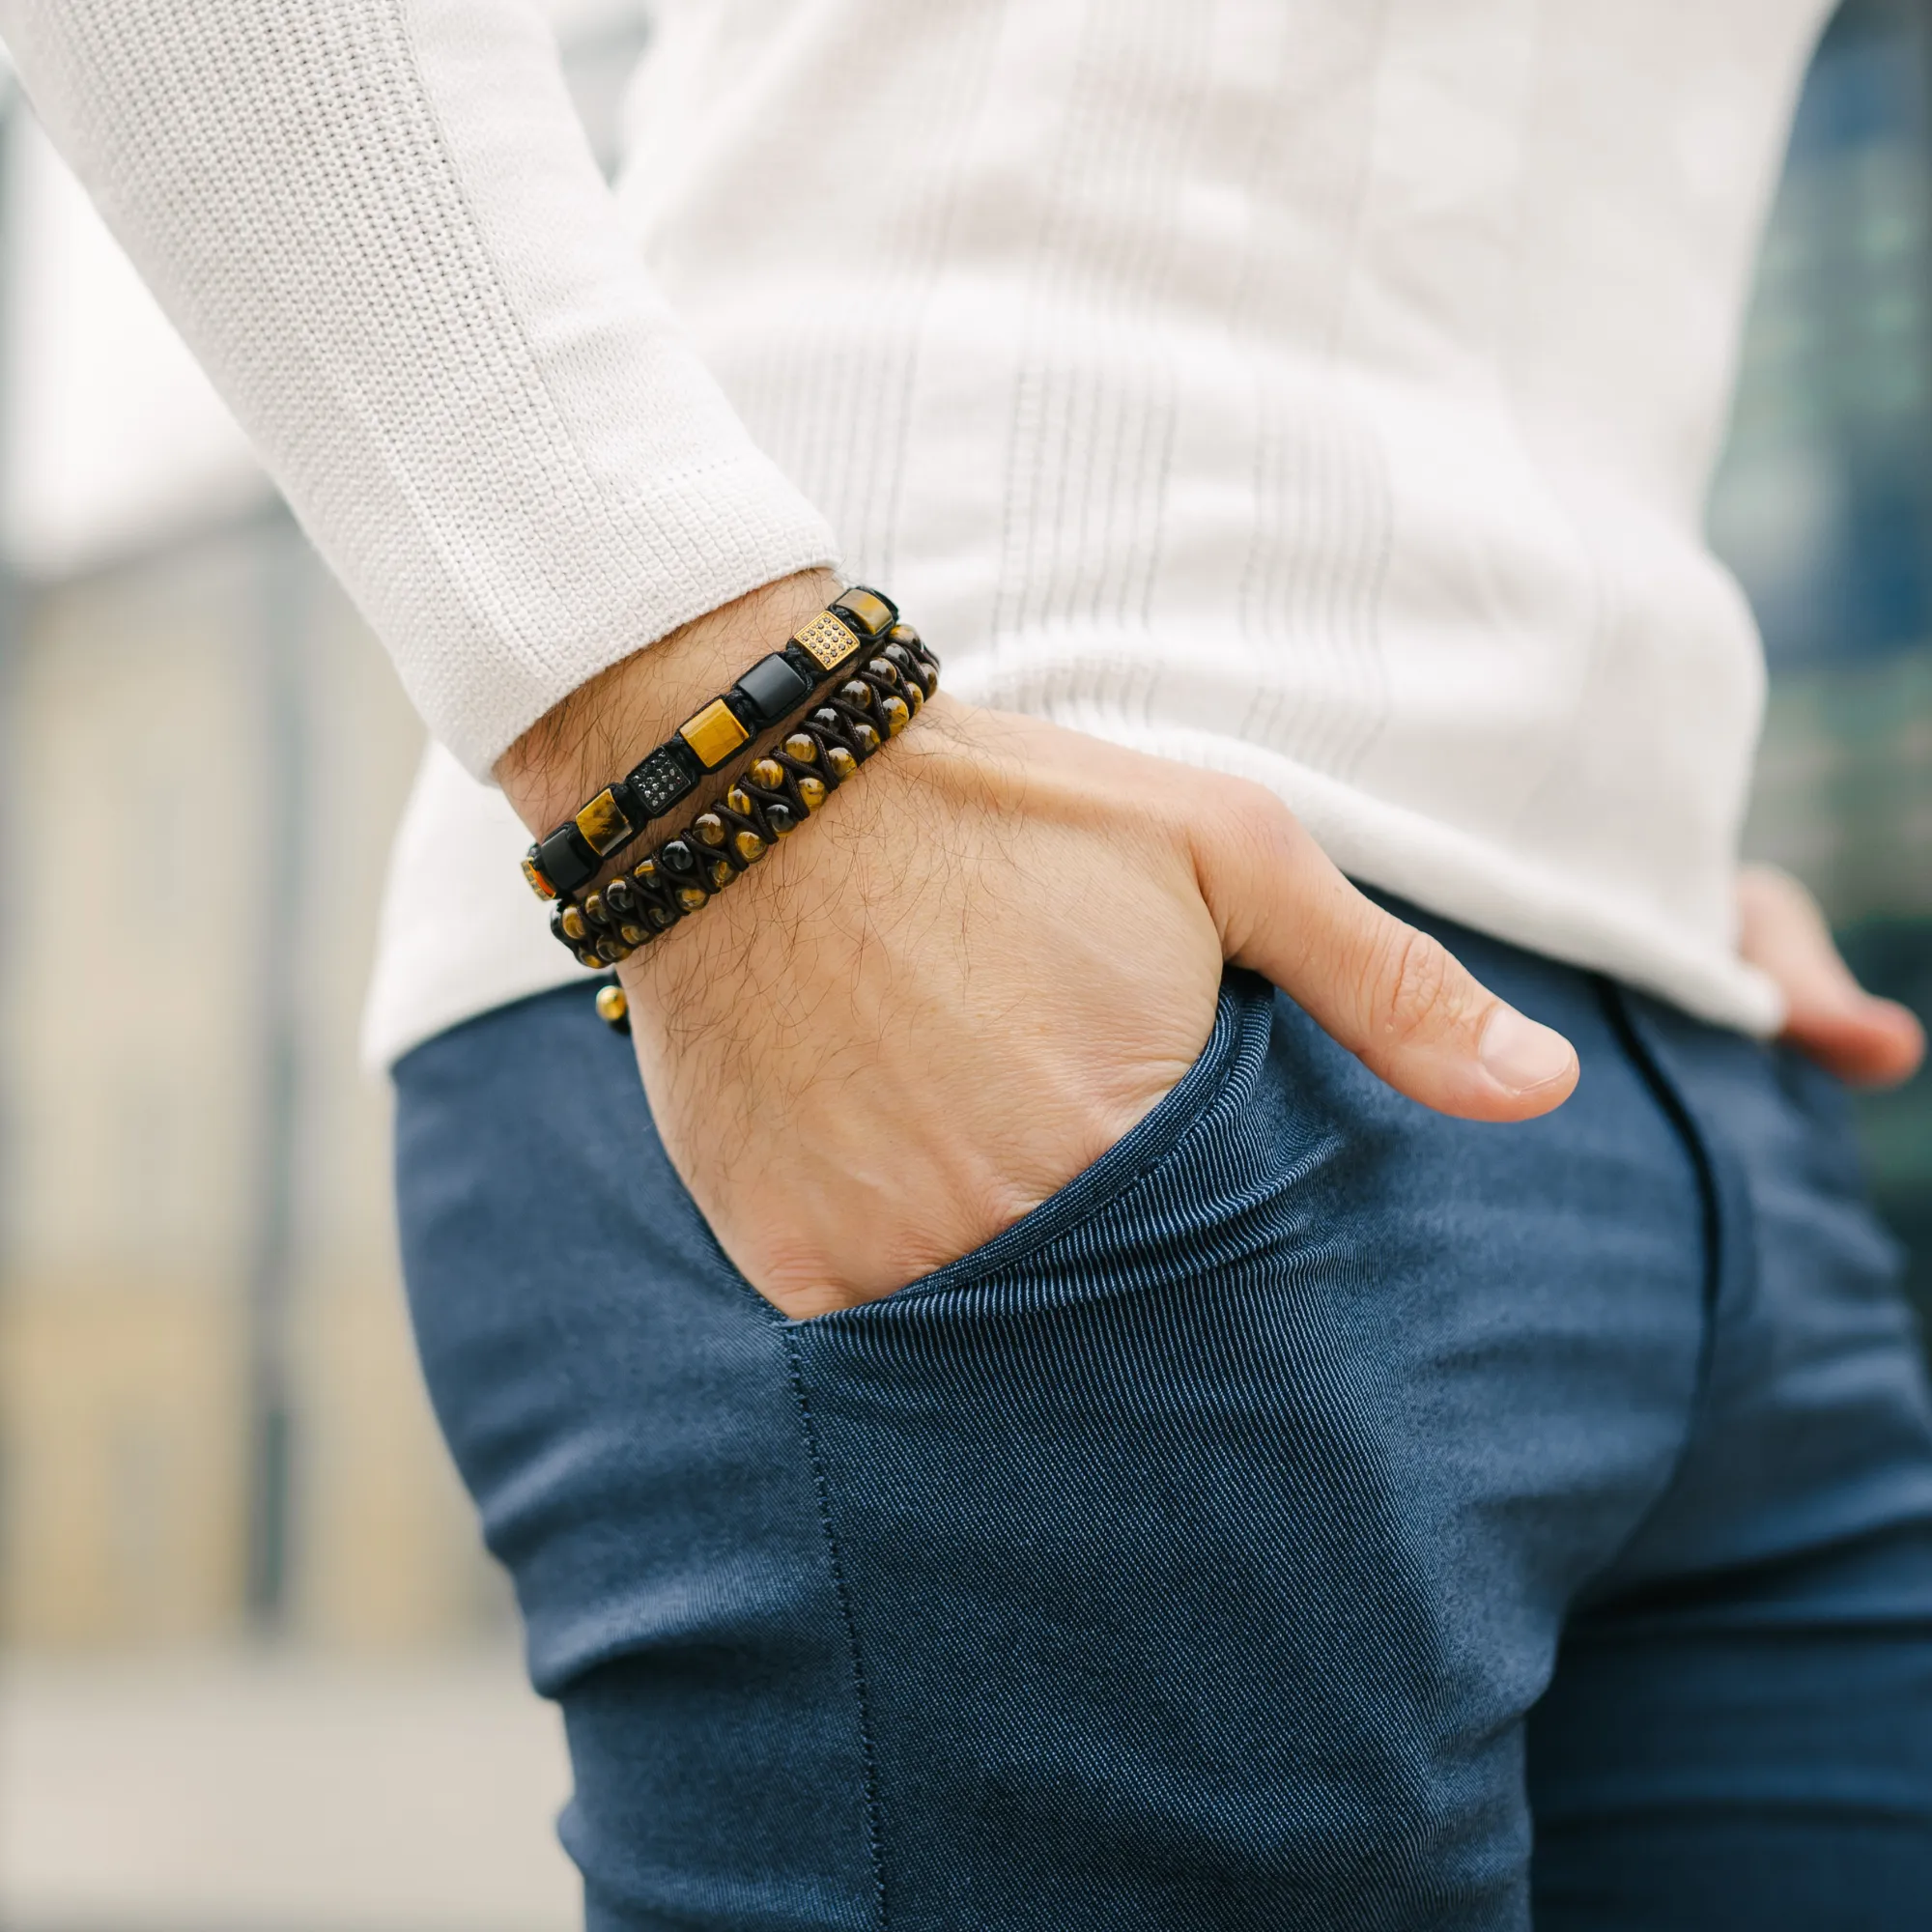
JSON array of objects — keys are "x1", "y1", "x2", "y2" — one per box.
[{"x1": 626, "y1": 741, "x2": 700, "y2": 817}]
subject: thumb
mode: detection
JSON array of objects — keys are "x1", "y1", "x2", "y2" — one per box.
[{"x1": 1194, "y1": 788, "x2": 1578, "y2": 1122}]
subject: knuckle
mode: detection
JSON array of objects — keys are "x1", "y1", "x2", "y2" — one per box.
[{"x1": 1366, "y1": 926, "x2": 1465, "y2": 1044}]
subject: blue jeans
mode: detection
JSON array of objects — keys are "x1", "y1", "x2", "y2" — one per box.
[{"x1": 394, "y1": 905, "x2": 1932, "y2": 1930}]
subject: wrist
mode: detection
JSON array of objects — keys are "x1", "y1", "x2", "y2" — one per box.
[{"x1": 494, "y1": 567, "x2": 842, "y2": 838}]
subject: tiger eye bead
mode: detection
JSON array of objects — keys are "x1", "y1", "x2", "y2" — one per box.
[
  {"x1": 782, "y1": 732, "x2": 819, "y2": 764},
  {"x1": 733, "y1": 828, "x2": 767, "y2": 865},
  {"x1": 648, "y1": 904, "x2": 676, "y2": 930},
  {"x1": 724, "y1": 786, "x2": 753, "y2": 817},
  {"x1": 866, "y1": 656, "x2": 900, "y2": 687},
  {"x1": 851, "y1": 720, "x2": 881, "y2": 754},
  {"x1": 889, "y1": 621, "x2": 922, "y2": 651},
  {"x1": 881, "y1": 694, "x2": 911, "y2": 735},
  {"x1": 902, "y1": 678, "x2": 924, "y2": 714},
  {"x1": 559, "y1": 904, "x2": 590, "y2": 943},
  {"x1": 582, "y1": 891, "x2": 614, "y2": 931},
  {"x1": 825, "y1": 746, "x2": 858, "y2": 781},
  {"x1": 618, "y1": 923, "x2": 649, "y2": 947},
  {"x1": 839, "y1": 679, "x2": 874, "y2": 711},
  {"x1": 676, "y1": 884, "x2": 709, "y2": 912},
  {"x1": 598, "y1": 936, "x2": 634, "y2": 963},
  {"x1": 692, "y1": 812, "x2": 727, "y2": 848},
  {"x1": 708, "y1": 858, "x2": 734, "y2": 889},
  {"x1": 750, "y1": 757, "x2": 786, "y2": 791},
  {"x1": 796, "y1": 774, "x2": 828, "y2": 811}
]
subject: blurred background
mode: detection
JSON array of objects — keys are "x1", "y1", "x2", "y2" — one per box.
[{"x1": 1, "y1": 1, "x2": 1928, "y2": 1927}]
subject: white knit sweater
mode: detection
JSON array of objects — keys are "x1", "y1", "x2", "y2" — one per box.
[{"x1": 0, "y1": 0, "x2": 1828, "y2": 1064}]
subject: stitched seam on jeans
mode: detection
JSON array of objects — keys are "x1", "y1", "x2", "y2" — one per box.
[
  {"x1": 783, "y1": 1326, "x2": 891, "y2": 1928},
  {"x1": 1569, "y1": 974, "x2": 1729, "y2": 1602}
]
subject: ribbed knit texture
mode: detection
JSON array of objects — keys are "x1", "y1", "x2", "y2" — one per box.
[{"x1": 2, "y1": 0, "x2": 1834, "y2": 1061}]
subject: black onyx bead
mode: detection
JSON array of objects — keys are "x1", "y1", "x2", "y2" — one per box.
[
  {"x1": 732, "y1": 651, "x2": 813, "y2": 727},
  {"x1": 659, "y1": 839, "x2": 697, "y2": 875},
  {"x1": 764, "y1": 801, "x2": 797, "y2": 837}
]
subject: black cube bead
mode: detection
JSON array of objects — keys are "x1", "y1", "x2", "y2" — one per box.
[{"x1": 732, "y1": 651, "x2": 812, "y2": 727}]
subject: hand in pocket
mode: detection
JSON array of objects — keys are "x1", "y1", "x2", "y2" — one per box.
[{"x1": 608, "y1": 697, "x2": 1578, "y2": 1318}]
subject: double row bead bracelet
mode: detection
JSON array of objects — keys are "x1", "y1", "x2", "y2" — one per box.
[
  {"x1": 522, "y1": 586, "x2": 902, "y2": 902},
  {"x1": 549, "y1": 621, "x2": 941, "y2": 988}
]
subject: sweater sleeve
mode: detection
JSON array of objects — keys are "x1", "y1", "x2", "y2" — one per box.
[{"x1": 0, "y1": 0, "x2": 839, "y2": 776}]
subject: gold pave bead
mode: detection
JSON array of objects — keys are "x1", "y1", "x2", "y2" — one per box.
[
  {"x1": 678, "y1": 697, "x2": 752, "y2": 770},
  {"x1": 783, "y1": 732, "x2": 818, "y2": 764},
  {"x1": 794, "y1": 608, "x2": 863, "y2": 672}
]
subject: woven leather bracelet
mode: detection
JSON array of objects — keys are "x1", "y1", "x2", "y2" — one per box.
[
  {"x1": 521, "y1": 586, "x2": 900, "y2": 901},
  {"x1": 552, "y1": 623, "x2": 940, "y2": 984}
]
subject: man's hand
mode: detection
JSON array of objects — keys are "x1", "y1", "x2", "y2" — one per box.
[
  {"x1": 1739, "y1": 864, "x2": 1925, "y2": 1089},
  {"x1": 501, "y1": 579, "x2": 1578, "y2": 1318}
]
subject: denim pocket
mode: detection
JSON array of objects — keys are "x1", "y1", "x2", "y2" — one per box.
[{"x1": 793, "y1": 969, "x2": 1283, "y2": 1321}]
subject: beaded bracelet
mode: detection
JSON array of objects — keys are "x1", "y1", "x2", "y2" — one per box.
[
  {"x1": 521, "y1": 586, "x2": 900, "y2": 901},
  {"x1": 551, "y1": 624, "x2": 940, "y2": 979}
]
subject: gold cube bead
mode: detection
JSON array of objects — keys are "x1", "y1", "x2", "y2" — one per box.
[
  {"x1": 575, "y1": 786, "x2": 637, "y2": 857},
  {"x1": 522, "y1": 856, "x2": 557, "y2": 901},
  {"x1": 678, "y1": 697, "x2": 752, "y2": 770},
  {"x1": 837, "y1": 588, "x2": 896, "y2": 638}
]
